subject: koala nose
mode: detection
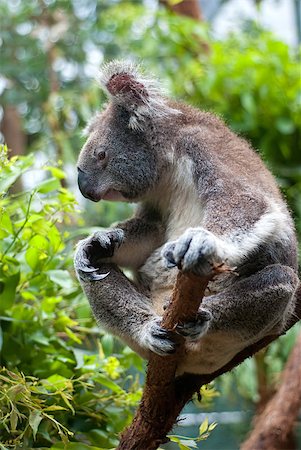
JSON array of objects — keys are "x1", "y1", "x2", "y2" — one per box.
[{"x1": 77, "y1": 167, "x2": 98, "y2": 202}]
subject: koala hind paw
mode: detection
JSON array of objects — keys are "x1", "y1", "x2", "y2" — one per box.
[
  {"x1": 175, "y1": 309, "x2": 212, "y2": 341},
  {"x1": 142, "y1": 319, "x2": 180, "y2": 356}
]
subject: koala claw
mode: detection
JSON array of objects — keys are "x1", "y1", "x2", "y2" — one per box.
[
  {"x1": 176, "y1": 309, "x2": 212, "y2": 341},
  {"x1": 74, "y1": 228, "x2": 124, "y2": 282},
  {"x1": 91, "y1": 228, "x2": 124, "y2": 258},
  {"x1": 77, "y1": 267, "x2": 110, "y2": 282},
  {"x1": 142, "y1": 319, "x2": 180, "y2": 356},
  {"x1": 74, "y1": 251, "x2": 110, "y2": 282},
  {"x1": 163, "y1": 228, "x2": 222, "y2": 276}
]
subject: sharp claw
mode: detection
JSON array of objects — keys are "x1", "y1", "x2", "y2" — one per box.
[
  {"x1": 78, "y1": 270, "x2": 110, "y2": 282},
  {"x1": 90, "y1": 271, "x2": 110, "y2": 281},
  {"x1": 166, "y1": 260, "x2": 177, "y2": 269},
  {"x1": 78, "y1": 265, "x2": 99, "y2": 273}
]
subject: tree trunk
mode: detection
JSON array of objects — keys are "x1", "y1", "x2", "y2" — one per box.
[
  {"x1": 254, "y1": 349, "x2": 275, "y2": 414},
  {"x1": 1, "y1": 105, "x2": 26, "y2": 192},
  {"x1": 117, "y1": 268, "x2": 225, "y2": 449},
  {"x1": 1, "y1": 105, "x2": 26, "y2": 158},
  {"x1": 160, "y1": 0, "x2": 204, "y2": 21},
  {"x1": 160, "y1": 0, "x2": 209, "y2": 54},
  {"x1": 117, "y1": 275, "x2": 301, "y2": 450},
  {"x1": 241, "y1": 332, "x2": 301, "y2": 450}
]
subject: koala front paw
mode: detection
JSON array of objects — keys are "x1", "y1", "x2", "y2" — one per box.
[
  {"x1": 74, "y1": 229, "x2": 124, "y2": 282},
  {"x1": 176, "y1": 309, "x2": 212, "y2": 341},
  {"x1": 142, "y1": 318, "x2": 180, "y2": 356},
  {"x1": 162, "y1": 228, "x2": 223, "y2": 276}
]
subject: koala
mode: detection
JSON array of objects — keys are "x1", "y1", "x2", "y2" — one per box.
[{"x1": 74, "y1": 61, "x2": 299, "y2": 375}]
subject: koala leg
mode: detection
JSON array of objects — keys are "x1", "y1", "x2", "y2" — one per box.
[
  {"x1": 74, "y1": 237, "x2": 179, "y2": 357},
  {"x1": 202, "y1": 264, "x2": 299, "y2": 342}
]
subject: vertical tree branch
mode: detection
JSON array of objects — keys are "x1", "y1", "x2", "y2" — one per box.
[
  {"x1": 241, "y1": 332, "x2": 301, "y2": 450},
  {"x1": 1, "y1": 106, "x2": 26, "y2": 158},
  {"x1": 1, "y1": 105, "x2": 26, "y2": 192},
  {"x1": 254, "y1": 349, "x2": 275, "y2": 413},
  {"x1": 117, "y1": 276, "x2": 300, "y2": 450},
  {"x1": 117, "y1": 268, "x2": 225, "y2": 450}
]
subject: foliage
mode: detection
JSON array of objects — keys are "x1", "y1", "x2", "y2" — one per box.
[
  {"x1": 0, "y1": 0, "x2": 300, "y2": 446},
  {"x1": 0, "y1": 146, "x2": 143, "y2": 449},
  {"x1": 168, "y1": 418, "x2": 218, "y2": 450},
  {"x1": 1, "y1": 1, "x2": 300, "y2": 234},
  {"x1": 0, "y1": 147, "x2": 217, "y2": 449},
  {"x1": 99, "y1": 4, "x2": 301, "y2": 238},
  {"x1": 220, "y1": 322, "x2": 301, "y2": 403}
]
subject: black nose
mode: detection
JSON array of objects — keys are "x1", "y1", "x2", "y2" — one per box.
[{"x1": 77, "y1": 167, "x2": 98, "y2": 202}]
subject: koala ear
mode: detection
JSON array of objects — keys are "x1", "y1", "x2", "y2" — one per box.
[{"x1": 99, "y1": 60, "x2": 180, "y2": 130}]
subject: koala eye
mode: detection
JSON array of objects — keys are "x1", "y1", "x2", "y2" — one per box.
[{"x1": 97, "y1": 151, "x2": 107, "y2": 161}]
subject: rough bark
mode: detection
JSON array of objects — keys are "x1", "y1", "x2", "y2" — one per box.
[
  {"x1": 117, "y1": 269, "x2": 221, "y2": 449},
  {"x1": 241, "y1": 332, "x2": 301, "y2": 450},
  {"x1": 117, "y1": 276, "x2": 301, "y2": 450}
]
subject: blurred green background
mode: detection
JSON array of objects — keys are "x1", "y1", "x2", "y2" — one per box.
[{"x1": 0, "y1": 1, "x2": 300, "y2": 449}]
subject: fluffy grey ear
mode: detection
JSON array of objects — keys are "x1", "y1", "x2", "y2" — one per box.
[{"x1": 98, "y1": 60, "x2": 180, "y2": 130}]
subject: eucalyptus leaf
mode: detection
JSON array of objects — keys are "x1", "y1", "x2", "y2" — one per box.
[{"x1": 29, "y1": 410, "x2": 42, "y2": 439}]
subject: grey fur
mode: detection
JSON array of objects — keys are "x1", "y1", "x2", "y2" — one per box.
[{"x1": 74, "y1": 61, "x2": 299, "y2": 375}]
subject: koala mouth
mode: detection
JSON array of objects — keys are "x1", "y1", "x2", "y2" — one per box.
[{"x1": 101, "y1": 189, "x2": 127, "y2": 202}]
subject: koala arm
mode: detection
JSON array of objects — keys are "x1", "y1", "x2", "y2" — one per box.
[
  {"x1": 93, "y1": 205, "x2": 165, "y2": 270},
  {"x1": 163, "y1": 130, "x2": 293, "y2": 274},
  {"x1": 113, "y1": 218, "x2": 164, "y2": 269}
]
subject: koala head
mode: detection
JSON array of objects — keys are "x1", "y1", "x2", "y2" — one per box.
[{"x1": 77, "y1": 61, "x2": 180, "y2": 203}]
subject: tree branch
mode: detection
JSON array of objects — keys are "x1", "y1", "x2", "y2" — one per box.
[
  {"x1": 117, "y1": 267, "x2": 227, "y2": 450},
  {"x1": 117, "y1": 276, "x2": 301, "y2": 450},
  {"x1": 160, "y1": 0, "x2": 204, "y2": 21},
  {"x1": 241, "y1": 332, "x2": 301, "y2": 450}
]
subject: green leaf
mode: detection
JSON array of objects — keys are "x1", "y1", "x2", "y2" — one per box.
[
  {"x1": 179, "y1": 443, "x2": 197, "y2": 450},
  {"x1": 45, "y1": 166, "x2": 66, "y2": 180},
  {"x1": 65, "y1": 327, "x2": 82, "y2": 344},
  {"x1": 94, "y1": 374, "x2": 124, "y2": 394},
  {"x1": 61, "y1": 392, "x2": 75, "y2": 414},
  {"x1": 199, "y1": 417, "x2": 209, "y2": 435},
  {"x1": 0, "y1": 154, "x2": 34, "y2": 193},
  {"x1": 30, "y1": 331, "x2": 50, "y2": 346},
  {"x1": 169, "y1": 436, "x2": 198, "y2": 448},
  {"x1": 84, "y1": 429, "x2": 118, "y2": 447},
  {"x1": 0, "y1": 271, "x2": 20, "y2": 311},
  {"x1": 29, "y1": 410, "x2": 42, "y2": 439},
  {"x1": 25, "y1": 247, "x2": 39, "y2": 270},
  {"x1": 0, "y1": 211, "x2": 13, "y2": 236},
  {"x1": 29, "y1": 234, "x2": 49, "y2": 250},
  {"x1": 36, "y1": 177, "x2": 61, "y2": 194},
  {"x1": 208, "y1": 421, "x2": 218, "y2": 431},
  {"x1": 10, "y1": 409, "x2": 18, "y2": 432},
  {"x1": 73, "y1": 348, "x2": 85, "y2": 369},
  {"x1": 275, "y1": 118, "x2": 295, "y2": 135},
  {"x1": 46, "y1": 270, "x2": 73, "y2": 289},
  {"x1": 0, "y1": 325, "x2": 2, "y2": 351},
  {"x1": 44, "y1": 405, "x2": 67, "y2": 412},
  {"x1": 241, "y1": 92, "x2": 256, "y2": 114},
  {"x1": 101, "y1": 334, "x2": 114, "y2": 356},
  {"x1": 44, "y1": 374, "x2": 71, "y2": 391}
]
